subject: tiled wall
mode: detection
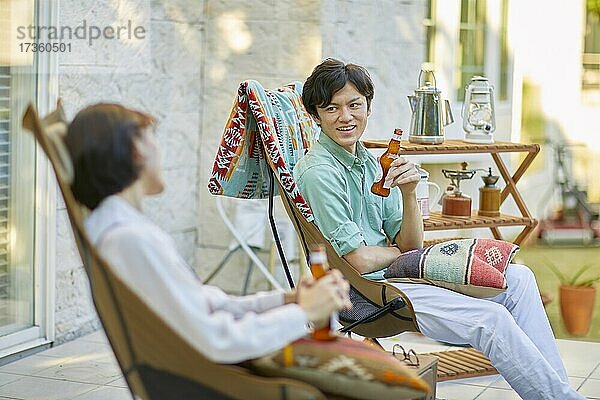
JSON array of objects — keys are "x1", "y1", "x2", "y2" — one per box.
[
  {"x1": 197, "y1": 0, "x2": 322, "y2": 293},
  {"x1": 55, "y1": 0, "x2": 204, "y2": 342}
]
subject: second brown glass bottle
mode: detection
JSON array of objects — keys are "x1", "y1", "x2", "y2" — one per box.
[
  {"x1": 371, "y1": 129, "x2": 403, "y2": 197},
  {"x1": 309, "y1": 244, "x2": 337, "y2": 341}
]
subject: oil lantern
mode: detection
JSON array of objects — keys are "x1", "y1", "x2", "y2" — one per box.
[{"x1": 462, "y1": 76, "x2": 496, "y2": 144}]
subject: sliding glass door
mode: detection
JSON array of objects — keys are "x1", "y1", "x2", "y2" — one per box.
[{"x1": 0, "y1": 0, "x2": 39, "y2": 349}]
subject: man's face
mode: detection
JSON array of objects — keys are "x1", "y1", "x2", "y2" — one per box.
[{"x1": 315, "y1": 82, "x2": 370, "y2": 155}]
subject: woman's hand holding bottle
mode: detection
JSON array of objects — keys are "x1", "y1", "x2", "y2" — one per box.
[{"x1": 296, "y1": 269, "x2": 351, "y2": 326}]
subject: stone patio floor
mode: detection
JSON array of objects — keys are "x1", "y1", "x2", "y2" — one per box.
[{"x1": 0, "y1": 329, "x2": 598, "y2": 399}]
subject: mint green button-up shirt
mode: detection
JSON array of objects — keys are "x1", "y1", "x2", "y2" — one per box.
[{"x1": 293, "y1": 134, "x2": 403, "y2": 280}]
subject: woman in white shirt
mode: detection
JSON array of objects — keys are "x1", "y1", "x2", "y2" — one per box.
[{"x1": 64, "y1": 103, "x2": 350, "y2": 363}]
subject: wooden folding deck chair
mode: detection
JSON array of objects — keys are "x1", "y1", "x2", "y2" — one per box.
[
  {"x1": 270, "y1": 170, "x2": 497, "y2": 382},
  {"x1": 208, "y1": 80, "x2": 497, "y2": 383},
  {"x1": 21, "y1": 103, "x2": 331, "y2": 400}
]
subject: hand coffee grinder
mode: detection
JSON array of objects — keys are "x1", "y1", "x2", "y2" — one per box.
[
  {"x1": 441, "y1": 162, "x2": 477, "y2": 217},
  {"x1": 478, "y1": 167, "x2": 501, "y2": 217}
]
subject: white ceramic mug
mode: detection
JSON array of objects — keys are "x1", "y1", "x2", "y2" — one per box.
[{"x1": 416, "y1": 167, "x2": 441, "y2": 219}]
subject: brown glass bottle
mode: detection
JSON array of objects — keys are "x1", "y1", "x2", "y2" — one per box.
[
  {"x1": 309, "y1": 244, "x2": 336, "y2": 341},
  {"x1": 371, "y1": 129, "x2": 403, "y2": 197}
]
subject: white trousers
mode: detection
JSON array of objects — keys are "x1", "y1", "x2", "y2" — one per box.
[{"x1": 391, "y1": 264, "x2": 585, "y2": 400}]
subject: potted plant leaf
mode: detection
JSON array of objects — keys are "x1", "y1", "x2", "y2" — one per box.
[{"x1": 546, "y1": 260, "x2": 600, "y2": 336}]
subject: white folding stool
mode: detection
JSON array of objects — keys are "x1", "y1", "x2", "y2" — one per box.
[{"x1": 203, "y1": 197, "x2": 283, "y2": 293}]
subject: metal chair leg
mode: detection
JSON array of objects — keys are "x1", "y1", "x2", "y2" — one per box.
[
  {"x1": 203, "y1": 244, "x2": 243, "y2": 284},
  {"x1": 215, "y1": 197, "x2": 283, "y2": 290},
  {"x1": 242, "y1": 258, "x2": 254, "y2": 295}
]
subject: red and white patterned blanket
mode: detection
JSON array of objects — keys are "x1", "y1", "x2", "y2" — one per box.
[{"x1": 207, "y1": 80, "x2": 319, "y2": 221}]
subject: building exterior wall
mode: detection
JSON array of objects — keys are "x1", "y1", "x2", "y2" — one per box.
[
  {"x1": 321, "y1": 0, "x2": 426, "y2": 140},
  {"x1": 196, "y1": 0, "x2": 322, "y2": 294},
  {"x1": 54, "y1": 0, "x2": 204, "y2": 343},
  {"x1": 195, "y1": 0, "x2": 433, "y2": 293}
]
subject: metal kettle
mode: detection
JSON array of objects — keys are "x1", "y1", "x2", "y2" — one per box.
[{"x1": 408, "y1": 70, "x2": 454, "y2": 144}]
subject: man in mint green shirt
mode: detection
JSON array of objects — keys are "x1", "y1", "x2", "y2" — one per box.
[
  {"x1": 294, "y1": 60, "x2": 424, "y2": 280},
  {"x1": 292, "y1": 58, "x2": 583, "y2": 400},
  {"x1": 293, "y1": 133, "x2": 410, "y2": 281}
]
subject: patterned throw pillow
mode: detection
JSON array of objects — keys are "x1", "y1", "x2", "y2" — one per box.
[
  {"x1": 249, "y1": 337, "x2": 430, "y2": 400},
  {"x1": 384, "y1": 238, "x2": 519, "y2": 298}
]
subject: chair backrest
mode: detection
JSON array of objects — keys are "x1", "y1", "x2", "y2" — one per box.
[{"x1": 22, "y1": 103, "x2": 326, "y2": 400}]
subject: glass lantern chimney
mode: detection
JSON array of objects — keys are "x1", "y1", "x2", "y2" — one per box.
[{"x1": 462, "y1": 76, "x2": 496, "y2": 143}]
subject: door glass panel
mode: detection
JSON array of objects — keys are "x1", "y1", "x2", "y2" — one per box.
[{"x1": 0, "y1": 0, "x2": 37, "y2": 337}]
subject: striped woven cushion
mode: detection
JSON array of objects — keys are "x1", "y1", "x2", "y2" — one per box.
[{"x1": 384, "y1": 239, "x2": 519, "y2": 295}]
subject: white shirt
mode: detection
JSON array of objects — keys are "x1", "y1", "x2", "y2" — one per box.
[{"x1": 85, "y1": 195, "x2": 309, "y2": 363}]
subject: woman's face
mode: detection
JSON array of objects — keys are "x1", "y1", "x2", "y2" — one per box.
[{"x1": 135, "y1": 126, "x2": 165, "y2": 195}]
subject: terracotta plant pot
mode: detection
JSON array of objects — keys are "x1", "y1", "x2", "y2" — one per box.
[{"x1": 559, "y1": 285, "x2": 596, "y2": 336}]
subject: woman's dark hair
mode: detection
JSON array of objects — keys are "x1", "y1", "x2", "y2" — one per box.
[
  {"x1": 64, "y1": 103, "x2": 156, "y2": 210},
  {"x1": 302, "y1": 58, "x2": 374, "y2": 119}
]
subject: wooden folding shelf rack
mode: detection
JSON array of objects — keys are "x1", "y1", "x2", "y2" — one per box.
[{"x1": 362, "y1": 139, "x2": 540, "y2": 245}]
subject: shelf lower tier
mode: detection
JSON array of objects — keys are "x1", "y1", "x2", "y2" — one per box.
[{"x1": 424, "y1": 212, "x2": 537, "y2": 231}]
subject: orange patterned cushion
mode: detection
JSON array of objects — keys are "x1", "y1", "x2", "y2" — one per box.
[{"x1": 250, "y1": 337, "x2": 430, "y2": 400}]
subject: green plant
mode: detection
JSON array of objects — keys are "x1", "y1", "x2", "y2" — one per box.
[
  {"x1": 545, "y1": 259, "x2": 600, "y2": 287},
  {"x1": 588, "y1": 0, "x2": 600, "y2": 16}
]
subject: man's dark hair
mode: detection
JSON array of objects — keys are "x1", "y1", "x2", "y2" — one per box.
[
  {"x1": 302, "y1": 58, "x2": 374, "y2": 119},
  {"x1": 64, "y1": 103, "x2": 156, "y2": 210}
]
